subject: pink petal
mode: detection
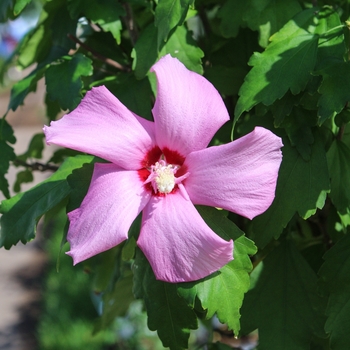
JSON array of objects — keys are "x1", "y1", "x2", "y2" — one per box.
[
  {"x1": 137, "y1": 190, "x2": 233, "y2": 283},
  {"x1": 184, "y1": 127, "x2": 283, "y2": 220},
  {"x1": 44, "y1": 86, "x2": 155, "y2": 170},
  {"x1": 67, "y1": 163, "x2": 151, "y2": 264},
  {"x1": 151, "y1": 55, "x2": 230, "y2": 156}
]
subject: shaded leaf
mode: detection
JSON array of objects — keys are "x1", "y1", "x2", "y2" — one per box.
[
  {"x1": 240, "y1": 239, "x2": 326, "y2": 349},
  {"x1": 218, "y1": 0, "x2": 248, "y2": 38},
  {"x1": 0, "y1": 155, "x2": 93, "y2": 248},
  {"x1": 319, "y1": 233, "x2": 350, "y2": 350},
  {"x1": 132, "y1": 24, "x2": 159, "y2": 79},
  {"x1": 0, "y1": 140, "x2": 15, "y2": 198},
  {"x1": 243, "y1": 0, "x2": 302, "y2": 47},
  {"x1": 326, "y1": 139, "x2": 350, "y2": 214},
  {"x1": 45, "y1": 54, "x2": 93, "y2": 111},
  {"x1": 133, "y1": 249, "x2": 197, "y2": 349},
  {"x1": 251, "y1": 134, "x2": 330, "y2": 248},
  {"x1": 315, "y1": 61, "x2": 350, "y2": 123},
  {"x1": 13, "y1": 169, "x2": 34, "y2": 193},
  {"x1": 67, "y1": 0, "x2": 125, "y2": 44}
]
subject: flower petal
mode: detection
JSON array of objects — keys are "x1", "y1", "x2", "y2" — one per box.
[
  {"x1": 137, "y1": 190, "x2": 233, "y2": 283},
  {"x1": 44, "y1": 86, "x2": 155, "y2": 170},
  {"x1": 67, "y1": 163, "x2": 151, "y2": 264},
  {"x1": 184, "y1": 127, "x2": 283, "y2": 220},
  {"x1": 151, "y1": 55, "x2": 230, "y2": 156}
]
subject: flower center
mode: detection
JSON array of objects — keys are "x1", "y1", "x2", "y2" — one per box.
[
  {"x1": 145, "y1": 160, "x2": 179, "y2": 194},
  {"x1": 152, "y1": 161, "x2": 178, "y2": 194}
]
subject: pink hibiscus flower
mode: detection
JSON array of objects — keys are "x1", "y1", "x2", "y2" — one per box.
[{"x1": 44, "y1": 55, "x2": 282, "y2": 283}]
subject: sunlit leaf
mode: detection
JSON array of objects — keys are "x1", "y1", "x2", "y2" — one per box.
[
  {"x1": 235, "y1": 9, "x2": 318, "y2": 119},
  {"x1": 0, "y1": 155, "x2": 94, "y2": 248}
]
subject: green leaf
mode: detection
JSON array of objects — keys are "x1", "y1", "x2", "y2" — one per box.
[
  {"x1": 0, "y1": 155, "x2": 93, "y2": 248},
  {"x1": 7, "y1": 67, "x2": 46, "y2": 112},
  {"x1": 243, "y1": 0, "x2": 302, "y2": 47},
  {"x1": 314, "y1": 6, "x2": 345, "y2": 70},
  {"x1": 105, "y1": 74, "x2": 153, "y2": 120},
  {"x1": 132, "y1": 24, "x2": 159, "y2": 79},
  {"x1": 133, "y1": 249, "x2": 197, "y2": 349},
  {"x1": 319, "y1": 233, "x2": 350, "y2": 350},
  {"x1": 13, "y1": 0, "x2": 32, "y2": 16},
  {"x1": 0, "y1": 0, "x2": 15, "y2": 22},
  {"x1": 67, "y1": 0, "x2": 125, "y2": 44},
  {"x1": 315, "y1": 61, "x2": 350, "y2": 123},
  {"x1": 13, "y1": 169, "x2": 34, "y2": 193},
  {"x1": 0, "y1": 140, "x2": 15, "y2": 198},
  {"x1": 179, "y1": 207, "x2": 256, "y2": 335},
  {"x1": 17, "y1": 133, "x2": 44, "y2": 161},
  {"x1": 218, "y1": 0, "x2": 248, "y2": 38},
  {"x1": 251, "y1": 134, "x2": 330, "y2": 248},
  {"x1": 235, "y1": 8, "x2": 318, "y2": 119},
  {"x1": 240, "y1": 239, "x2": 326, "y2": 349},
  {"x1": 160, "y1": 25, "x2": 204, "y2": 74},
  {"x1": 144, "y1": 268, "x2": 198, "y2": 349},
  {"x1": 155, "y1": 0, "x2": 192, "y2": 48},
  {"x1": 0, "y1": 119, "x2": 16, "y2": 144},
  {"x1": 326, "y1": 139, "x2": 350, "y2": 214},
  {"x1": 45, "y1": 54, "x2": 93, "y2": 111},
  {"x1": 66, "y1": 157, "x2": 101, "y2": 212}
]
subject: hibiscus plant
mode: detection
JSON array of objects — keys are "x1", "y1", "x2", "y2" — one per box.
[{"x1": 1, "y1": 0, "x2": 350, "y2": 349}]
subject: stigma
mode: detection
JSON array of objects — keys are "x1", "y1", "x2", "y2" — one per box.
[{"x1": 145, "y1": 160, "x2": 179, "y2": 194}]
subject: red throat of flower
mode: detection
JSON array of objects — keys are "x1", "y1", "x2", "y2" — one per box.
[{"x1": 138, "y1": 146, "x2": 189, "y2": 196}]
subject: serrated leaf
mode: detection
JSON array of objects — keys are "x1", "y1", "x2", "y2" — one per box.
[
  {"x1": 132, "y1": 248, "x2": 198, "y2": 349},
  {"x1": 179, "y1": 206, "x2": 256, "y2": 335},
  {"x1": 251, "y1": 134, "x2": 330, "y2": 248},
  {"x1": 13, "y1": 169, "x2": 34, "y2": 193},
  {"x1": 7, "y1": 67, "x2": 46, "y2": 112},
  {"x1": 45, "y1": 54, "x2": 93, "y2": 111},
  {"x1": 318, "y1": 233, "x2": 350, "y2": 350},
  {"x1": 315, "y1": 61, "x2": 350, "y2": 123},
  {"x1": 235, "y1": 9, "x2": 318, "y2": 119},
  {"x1": 0, "y1": 119, "x2": 16, "y2": 144},
  {"x1": 144, "y1": 267, "x2": 198, "y2": 349},
  {"x1": 66, "y1": 156, "x2": 100, "y2": 212},
  {"x1": 243, "y1": 0, "x2": 302, "y2": 47},
  {"x1": 160, "y1": 25, "x2": 204, "y2": 74},
  {"x1": 155, "y1": 0, "x2": 192, "y2": 48},
  {"x1": 326, "y1": 139, "x2": 350, "y2": 214},
  {"x1": 0, "y1": 155, "x2": 93, "y2": 248},
  {"x1": 17, "y1": 133, "x2": 44, "y2": 161},
  {"x1": 0, "y1": 140, "x2": 15, "y2": 198},
  {"x1": 218, "y1": 0, "x2": 248, "y2": 38},
  {"x1": 240, "y1": 239, "x2": 326, "y2": 349}
]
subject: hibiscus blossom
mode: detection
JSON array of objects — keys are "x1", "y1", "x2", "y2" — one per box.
[{"x1": 43, "y1": 55, "x2": 282, "y2": 283}]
